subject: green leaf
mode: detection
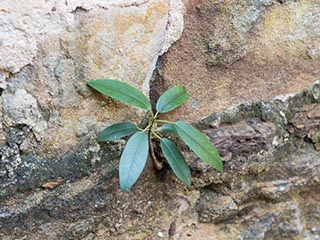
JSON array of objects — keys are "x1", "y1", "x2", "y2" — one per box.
[
  {"x1": 161, "y1": 124, "x2": 179, "y2": 136},
  {"x1": 119, "y1": 131, "x2": 149, "y2": 192},
  {"x1": 88, "y1": 79, "x2": 151, "y2": 110},
  {"x1": 160, "y1": 138, "x2": 192, "y2": 186},
  {"x1": 156, "y1": 86, "x2": 188, "y2": 113},
  {"x1": 97, "y1": 122, "x2": 138, "y2": 142},
  {"x1": 174, "y1": 121, "x2": 223, "y2": 171}
]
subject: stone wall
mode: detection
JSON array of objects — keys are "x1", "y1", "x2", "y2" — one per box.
[
  {"x1": 152, "y1": 0, "x2": 320, "y2": 122},
  {"x1": 1, "y1": 82, "x2": 319, "y2": 239},
  {"x1": 0, "y1": 0, "x2": 184, "y2": 194},
  {"x1": 0, "y1": 0, "x2": 319, "y2": 239}
]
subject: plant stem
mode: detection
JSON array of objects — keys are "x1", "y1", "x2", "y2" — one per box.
[
  {"x1": 148, "y1": 111, "x2": 163, "y2": 170},
  {"x1": 143, "y1": 111, "x2": 160, "y2": 132},
  {"x1": 155, "y1": 119, "x2": 175, "y2": 124},
  {"x1": 148, "y1": 129, "x2": 163, "y2": 170},
  {"x1": 154, "y1": 111, "x2": 159, "y2": 119},
  {"x1": 152, "y1": 130, "x2": 162, "y2": 140},
  {"x1": 142, "y1": 122, "x2": 152, "y2": 132}
]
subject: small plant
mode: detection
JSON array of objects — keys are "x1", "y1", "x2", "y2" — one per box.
[{"x1": 87, "y1": 79, "x2": 223, "y2": 191}]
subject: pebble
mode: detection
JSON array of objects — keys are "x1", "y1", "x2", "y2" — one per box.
[{"x1": 157, "y1": 231, "x2": 164, "y2": 238}]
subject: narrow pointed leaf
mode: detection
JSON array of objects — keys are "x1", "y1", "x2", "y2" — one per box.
[
  {"x1": 156, "y1": 86, "x2": 188, "y2": 113},
  {"x1": 97, "y1": 122, "x2": 138, "y2": 142},
  {"x1": 119, "y1": 131, "x2": 149, "y2": 192},
  {"x1": 88, "y1": 79, "x2": 151, "y2": 110},
  {"x1": 161, "y1": 124, "x2": 179, "y2": 136},
  {"x1": 160, "y1": 138, "x2": 192, "y2": 186},
  {"x1": 174, "y1": 121, "x2": 223, "y2": 171}
]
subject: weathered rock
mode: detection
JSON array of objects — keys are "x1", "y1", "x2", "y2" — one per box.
[
  {"x1": 182, "y1": 190, "x2": 320, "y2": 240},
  {"x1": 152, "y1": 0, "x2": 320, "y2": 122},
  {"x1": 207, "y1": 118, "x2": 276, "y2": 160},
  {"x1": 0, "y1": 84, "x2": 319, "y2": 240},
  {"x1": 289, "y1": 103, "x2": 320, "y2": 150},
  {"x1": 183, "y1": 118, "x2": 277, "y2": 173},
  {"x1": 0, "y1": 0, "x2": 320, "y2": 239},
  {"x1": 197, "y1": 191, "x2": 238, "y2": 223},
  {"x1": 0, "y1": 0, "x2": 184, "y2": 193},
  {"x1": 0, "y1": 0, "x2": 184, "y2": 159}
]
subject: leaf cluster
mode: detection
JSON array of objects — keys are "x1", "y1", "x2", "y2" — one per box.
[{"x1": 88, "y1": 79, "x2": 223, "y2": 191}]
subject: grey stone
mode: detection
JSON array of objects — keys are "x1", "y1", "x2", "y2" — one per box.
[
  {"x1": 2, "y1": 89, "x2": 42, "y2": 127},
  {"x1": 197, "y1": 190, "x2": 238, "y2": 223},
  {"x1": 0, "y1": 71, "x2": 8, "y2": 90}
]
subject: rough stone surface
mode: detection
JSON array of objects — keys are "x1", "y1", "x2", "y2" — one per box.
[
  {"x1": 152, "y1": 0, "x2": 320, "y2": 122},
  {"x1": 0, "y1": 0, "x2": 320, "y2": 239},
  {"x1": 0, "y1": 0, "x2": 184, "y2": 184},
  {"x1": 0, "y1": 83, "x2": 319, "y2": 239},
  {"x1": 289, "y1": 103, "x2": 320, "y2": 150}
]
